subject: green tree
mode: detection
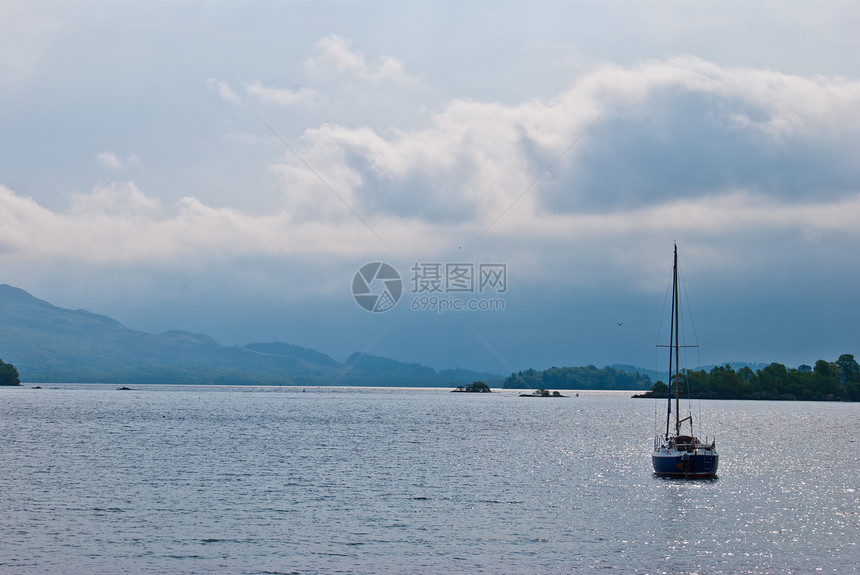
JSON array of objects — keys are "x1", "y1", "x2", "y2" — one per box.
[
  {"x1": 708, "y1": 364, "x2": 744, "y2": 397},
  {"x1": 466, "y1": 381, "x2": 491, "y2": 392},
  {"x1": 811, "y1": 359, "x2": 841, "y2": 398},
  {"x1": 814, "y1": 359, "x2": 836, "y2": 378},
  {"x1": 0, "y1": 358, "x2": 20, "y2": 386},
  {"x1": 649, "y1": 381, "x2": 669, "y2": 396},
  {"x1": 835, "y1": 354, "x2": 859, "y2": 384}
]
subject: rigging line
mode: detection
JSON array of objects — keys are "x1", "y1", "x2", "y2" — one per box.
[
  {"x1": 677, "y1": 262, "x2": 700, "y2": 349},
  {"x1": 677, "y1": 258, "x2": 703, "y2": 429},
  {"x1": 682, "y1": 275, "x2": 706, "y2": 439},
  {"x1": 678, "y1": 264, "x2": 702, "y2": 418},
  {"x1": 462, "y1": 110, "x2": 606, "y2": 251},
  {"x1": 247, "y1": 104, "x2": 392, "y2": 252},
  {"x1": 655, "y1": 266, "x2": 673, "y2": 350}
]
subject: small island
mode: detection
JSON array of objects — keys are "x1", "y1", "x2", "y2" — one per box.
[
  {"x1": 452, "y1": 381, "x2": 492, "y2": 393},
  {"x1": 519, "y1": 389, "x2": 567, "y2": 397}
]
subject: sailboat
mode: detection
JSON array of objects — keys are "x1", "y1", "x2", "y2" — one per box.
[{"x1": 651, "y1": 244, "x2": 719, "y2": 478}]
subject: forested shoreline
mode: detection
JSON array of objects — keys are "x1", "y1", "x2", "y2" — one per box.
[
  {"x1": 501, "y1": 355, "x2": 860, "y2": 402},
  {"x1": 634, "y1": 354, "x2": 859, "y2": 402}
]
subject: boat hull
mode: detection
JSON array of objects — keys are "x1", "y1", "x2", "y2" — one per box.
[{"x1": 652, "y1": 450, "x2": 719, "y2": 477}]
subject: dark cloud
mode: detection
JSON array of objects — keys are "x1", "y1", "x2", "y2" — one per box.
[{"x1": 537, "y1": 89, "x2": 860, "y2": 214}]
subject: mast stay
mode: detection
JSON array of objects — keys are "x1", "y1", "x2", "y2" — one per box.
[{"x1": 656, "y1": 243, "x2": 698, "y2": 438}]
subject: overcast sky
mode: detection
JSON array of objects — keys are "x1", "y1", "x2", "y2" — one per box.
[{"x1": 1, "y1": 1, "x2": 859, "y2": 374}]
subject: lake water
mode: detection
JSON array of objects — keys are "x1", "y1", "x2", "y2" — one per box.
[{"x1": 1, "y1": 385, "x2": 858, "y2": 574}]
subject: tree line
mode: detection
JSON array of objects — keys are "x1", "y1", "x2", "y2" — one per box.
[
  {"x1": 503, "y1": 365, "x2": 652, "y2": 390},
  {"x1": 638, "y1": 353, "x2": 859, "y2": 402}
]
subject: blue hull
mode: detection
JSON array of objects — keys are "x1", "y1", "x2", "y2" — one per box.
[{"x1": 652, "y1": 452, "x2": 719, "y2": 477}]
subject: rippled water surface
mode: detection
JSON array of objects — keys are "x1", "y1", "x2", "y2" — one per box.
[{"x1": 1, "y1": 385, "x2": 858, "y2": 574}]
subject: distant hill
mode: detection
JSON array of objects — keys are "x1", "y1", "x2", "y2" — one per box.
[
  {"x1": 0, "y1": 284, "x2": 500, "y2": 386},
  {"x1": 504, "y1": 365, "x2": 652, "y2": 390},
  {"x1": 243, "y1": 341, "x2": 340, "y2": 368},
  {"x1": 609, "y1": 364, "x2": 664, "y2": 384},
  {"x1": 701, "y1": 361, "x2": 770, "y2": 373}
]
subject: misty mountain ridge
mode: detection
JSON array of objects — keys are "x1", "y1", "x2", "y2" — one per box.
[
  {"x1": 1, "y1": 284, "x2": 763, "y2": 388},
  {"x1": 0, "y1": 284, "x2": 500, "y2": 386}
]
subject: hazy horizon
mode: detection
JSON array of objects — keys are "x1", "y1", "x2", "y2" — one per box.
[{"x1": 2, "y1": 2, "x2": 858, "y2": 374}]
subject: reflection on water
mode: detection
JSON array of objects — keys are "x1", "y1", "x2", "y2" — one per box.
[{"x1": 1, "y1": 385, "x2": 858, "y2": 574}]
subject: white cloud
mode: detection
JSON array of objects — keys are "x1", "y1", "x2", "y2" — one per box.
[
  {"x1": 304, "y1": 35, "x2": 420, "y2": 86},
  {"x1": 244, "y1": 81, "x2": 316, "y2": 107},
  {"x1": 206, "y1": 77, "x2": 241, "y2": 104},
  {"x1": 96, "y1": 151, "x2": 123, "y2": 171},
  {"x1": 205, "y1": 36, "x2": 430, "y2": 133},
  {"x1": 0, "y1": 182, "x2": 396, "y2": 265},
  {"x1": 306, "y1": 35, "x2": 364, "y2": 74},
  {"x1": 277, "y1": 56, "x2": 860, "y2": 223},
  {"x1": 95, "y1": 151, "x2": 141, "y2": 172},
  {"x1": 70, "y1": 181, "x2": 160, "y2": 215},
  {"x1": 0, "y1": 179, "x2": 857, "y2": 294},
  {"x1": 2, "y1": 57, "x2": 858, "y2": 304}
]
